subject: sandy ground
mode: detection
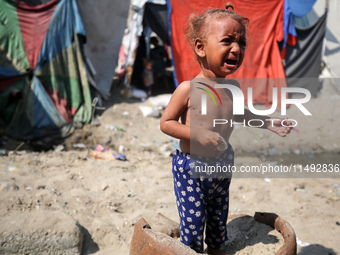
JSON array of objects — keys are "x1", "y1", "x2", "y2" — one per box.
[{"x1": 0, "y1": 91, "x2": 340, "y2": 254}]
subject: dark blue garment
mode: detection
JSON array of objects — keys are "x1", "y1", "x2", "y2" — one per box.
[{"x1": 172, "y1": 146, "x2": 234, "y2": 252}]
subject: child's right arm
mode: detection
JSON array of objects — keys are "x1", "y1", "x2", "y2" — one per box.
[
  {"x1": 160, "y1": 81, "x2": 191, "y2": 140},
  {"x1": 160, "y1": 81, "x2": 222, "y2": 148}
]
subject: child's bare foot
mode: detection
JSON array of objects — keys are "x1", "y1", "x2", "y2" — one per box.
[{"x1": 206, "y1": 246, "x2": 229, "y2": 255}]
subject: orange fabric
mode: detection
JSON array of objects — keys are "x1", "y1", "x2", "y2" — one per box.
[{"x1": 169, "y1": 0, "x2": 286, "y2": 106}]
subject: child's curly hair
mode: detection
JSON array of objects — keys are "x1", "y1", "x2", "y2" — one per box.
[{"x1": 185, "y1": 2, "x2": 249, "y2": 62}]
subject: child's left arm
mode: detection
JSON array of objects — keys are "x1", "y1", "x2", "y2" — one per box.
[{"x1": 234, "y1": 109, "x2": 293, "y2": 137}]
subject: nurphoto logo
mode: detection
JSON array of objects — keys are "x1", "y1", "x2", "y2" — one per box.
[{"x1": 197, "y1": 80, "x2": 312, "y2": 128}]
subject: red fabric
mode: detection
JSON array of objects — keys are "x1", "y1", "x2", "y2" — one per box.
[
  {"x1": 286, "y1": 33, "x2": 297, "y2": 46},
  {"x1": 16, "y1": 0, "x2": 58, "y2": 70},
  {"x1": 281, "y1": 34, "x2": 297, "y2": 59},
  {"x1": 169, "y1": 0, "x2": 287, "y2": 105}
]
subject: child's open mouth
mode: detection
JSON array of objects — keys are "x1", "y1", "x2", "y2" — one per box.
[{"x1": 225, "y1": 59, "x2": 238, "y2": 68}]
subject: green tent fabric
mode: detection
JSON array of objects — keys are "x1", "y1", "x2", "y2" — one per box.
[{"x1": 0, "y1": 0, "x2": 92, "y2": 146}]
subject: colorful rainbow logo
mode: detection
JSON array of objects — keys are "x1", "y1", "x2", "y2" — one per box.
[{"x1": 196, "y1": 82, "x2": 222, "y2": 106}]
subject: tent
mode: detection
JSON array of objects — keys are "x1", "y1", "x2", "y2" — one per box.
[
  {"x1": 0, "y1": 0, "x2": 92, "y2": 147},
  {"x1": 76, "y1": 0, "x2": 130, "y2": 99}
]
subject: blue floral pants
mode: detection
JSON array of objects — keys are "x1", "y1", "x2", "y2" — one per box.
[{"x1": 172, "y1": 146, "x2": 234, "y2": 253}]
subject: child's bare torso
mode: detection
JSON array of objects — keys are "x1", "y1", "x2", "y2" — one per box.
[{"x1": 180, "y1": 84, "x2": 234, "y2": 157}]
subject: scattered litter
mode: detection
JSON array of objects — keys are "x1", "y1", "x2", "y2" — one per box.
[
  {"x1": 139, "y1": 106, "x2": 160, "y2": 117},
  {"x1": 8, "y1": 166, "x2": 19, "y2": 172},
  {"x1": 113, "y1": 153, "x2": 126, "y2": 161},
  {"x1": 25, "y1": 186, "x2": 32, "y2": 191},
  {"x1": 91, "y1": 144, "x2": 127, "y2": 161},
  {"x1": 105, "y1": 125, "x2": 124, "y2": 131},
  {"x1": 54, "y1": 145, "x2": 64, "y2": 152},
  {"x1": 118, "y1": 145, "x2": 125, "y2": 153},
  {"x1": 96, "y1": 144, "x2": 105, "y2": 152},
  {"x1": 123, "y1": 111, "x2": 130, "y2": 116},
  {"x1": 296, "y1": 237, "x2": 310, "y2": 247},
  {"x1": 127, "y1": 189, "x2": 134, "y2": 197},
  {"x1": 147, "y1": 94, "x2": 172, "y2": 108},
  {"x1": 105, "y1": 125, "x2": 115, "y2": 130},
  {"x1": 264, "y1": 178, "x2": 271, "y2": 183},
  {"x1": 132, "y1": 88, "x2": 147, "y2": 99},
  {"x1": 91, "y1": 151, "x2": 115, "y2": 160},
  {"x1": 336, "y1": 221, "x2": 340, "y2": 226},
  {"x1": 73, "y1": 143, "x2": 86, "y2": 148}
]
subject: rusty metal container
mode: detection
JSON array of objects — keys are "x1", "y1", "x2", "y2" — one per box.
[{"x1": 130, "y1": 212, "x2": 297, "y2": 255}]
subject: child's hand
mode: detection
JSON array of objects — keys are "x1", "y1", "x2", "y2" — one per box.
[
  {"x1": 267, "y1": 118, "x2": 293, "y2": 137},
  {"x1": 196, "y1": 130, "x2": 222, "y2": 147}
]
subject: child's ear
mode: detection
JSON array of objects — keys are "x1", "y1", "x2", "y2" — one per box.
[{"x1": 194, "y1": 38, "x2": 206, "y2": 58}]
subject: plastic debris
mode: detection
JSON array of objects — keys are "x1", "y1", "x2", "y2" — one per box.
[
  {"x1": 91, "y1": 151, "x2": 115, "y2": 160},
  {"x1": 113, "y1": 153, "x2": 126, "y2": 161},
  {"x1": 54, "y1": 145, "x2": 64, "y2": 152},
  {"x1": 296, "y1": 237, "x2": 310, "y2": 247},
  {"x1": 127, "y1": 189, "x2": 134, "y2": 197},
  {"x1": 96, "y1": 144, "x2": 105, "y2": 152},
  {"x1": 139, "y1": 106, "x2": 160, "y2": 117},
  {"x1": 132, "y1": 88, "x2": 147, "y2": 99},
  {"x1": 91, "y1": 144, "x2": 127, "y2": 161},
  {"x1": 147, "y1": 94, "x2": 172, "y2": 108},
  {"x1": 217, "y1": 135, "x2": 228, "y2": 151},
  {"x1": 8, "y1": 166, "x2": 19, "y2": 172},
  {"x1": 118, "y1": 145, "x2": 125, "y2": 153},
  {"x1": 72, "y1": 143, "x2": 86, "y2": 148},
  {"x1": 264, "y1": 178, "x2": 271, "y2": 183}
]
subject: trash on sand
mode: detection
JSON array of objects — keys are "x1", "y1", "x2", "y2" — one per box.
[
  {"x1": 296, "y1": 237, "x2": 310, "y2": 247},
  {"x1": 127, "y1": 189, "x2": 134, "y2": 197},
  {"x1": 91, "y1": 150, "x2": 127, "y2": 161},
  {"x1": 118, "y1": 145, "x2": 125, "y2": 153},
  {"x1": 96, "y1": 144, "x2": 111, "y2": 152},
  {"x1": 113, "y1": 153, "x2": 126, "y2": 161},
  {"x1": 139, "y1": 106, "x2": 160, "y2": 117},
  {"x1": 91, "y1": 151, "x2": 115, "y2": 160},
  {"x1": 96, "y1": 144, "x2": 105, "y2": 152},
  {"x1": 54, "y1": 145, "x2": 64, "y2": 152},
  {"x1": 132, "y1": 88, "x2": 147, "y2": 99},
  {"x1": 73, "y1": 143, "x2": 86, "y2": 148},
  {"x1": 147, "y1": 94, "x2": 172, "y2": 108},
  {"x1": 264, "y1": 178, "x2": 271, "y2": 183},
  {"x1": 105, "y1": 125, "x2": 124, "y2": 131},
  {"x1": 8, "y1": 166, "x2": 20, "y2": 172}
]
